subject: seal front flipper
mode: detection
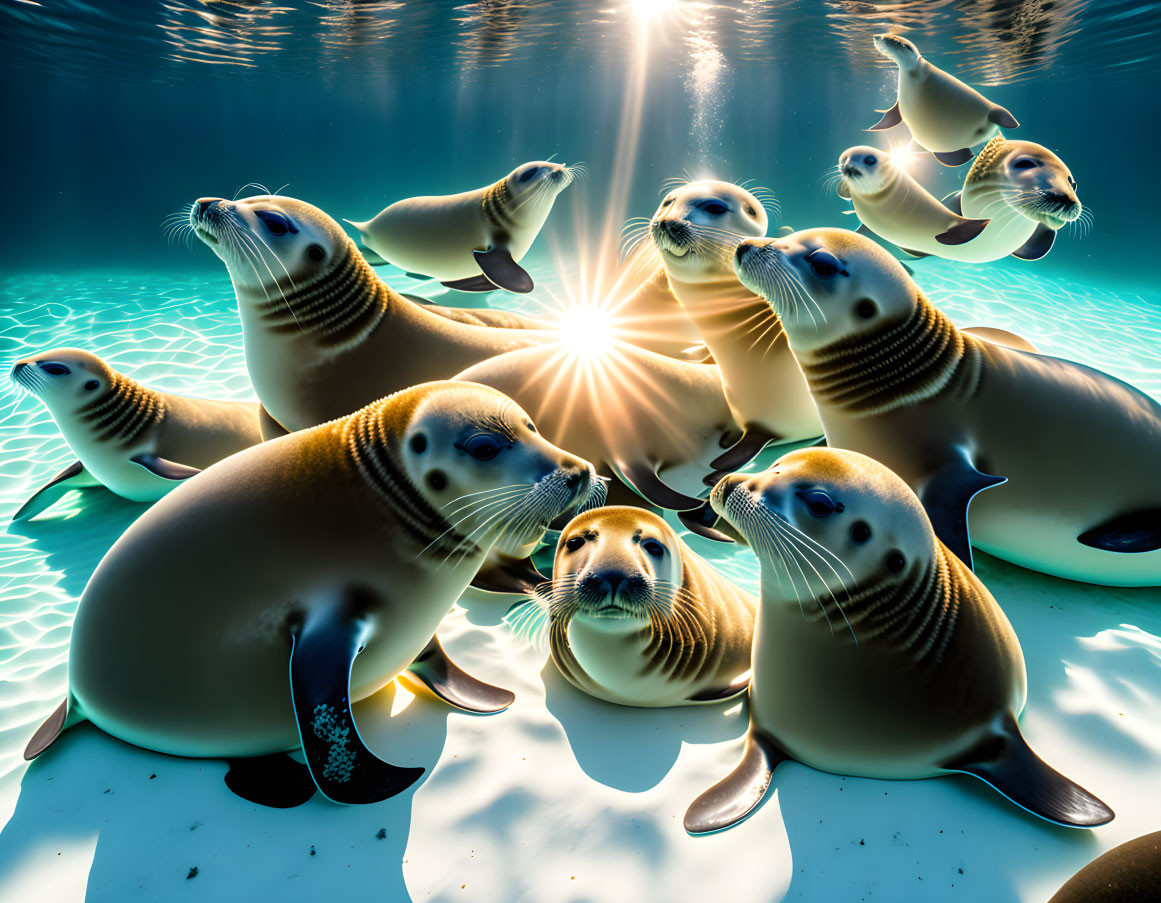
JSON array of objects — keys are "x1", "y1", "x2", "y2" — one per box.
[
  {"x1": 12, "y1": 461, "x2": 99, "y2": 521},
  {"x1": 23, "y1": 697, "x2": 82, "y2": 760},
  {"x1": 290, "y1": 592, "x2": 425, "y2": 804},
  {"x1": 473, "y1": 247, "x2": 534, "y2": 294},
  {"x1": 224, "y1": 754, "x2": 316, "y2": 808},
  {"x1": 441, "y1": 274, "x2": 498, "y2": 293},
  {"x1": 935, "y1": 217, "x2": 991, "y2": 245},
  {"x1": 933, "y1": 149, "x2": 974, "y2": 167},
  {"x1": 706, "y1": 424, "x2": 779, "y2": 484},
  {"x1": 130, "y1": 453, "x2": 202, "y2": 481},
  {"x1": 403, "y1": 635, "x2": 515, "y2": 713},
  {"x1": 867, "y1": 101, "x2": 902, "y2": 131},
  {"x1": 684, "y1": 729, "x2": 787, "y2": 835},
  {"x1": 258, "y1": 405, "x2": 290, "y2": 441},
  {"x1": 1011, "y1": 224, "x2": 1056, "y2": 261},
  {"x1": 611, "y1": 458, "x2": 704, "y2": 512},
  {"x1": 943, "y1": 712, "x2": 1113, "y2": 827},
  {"x1": 1078, "y1": 508, "x2": 1161, "y2": 553},
  {"x1": 678, "y1": 503, "x2": 737, "y2": 544},
  {"x1": 470, "y1": 553, "x2": 547, "y2": 595},
  {"x1": 918, "y1": 446, "x2": 1006, "y2": 569}
]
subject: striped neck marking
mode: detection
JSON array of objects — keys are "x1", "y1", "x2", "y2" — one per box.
[
  {"x1": 482, "y1": 178, "x2": 517, "y2": 235},
  {"x1": 78, "y1": 373, "x2": 166, "y2": 447}
]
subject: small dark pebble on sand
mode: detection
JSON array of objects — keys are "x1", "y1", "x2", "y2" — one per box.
[
  {"x1": 376, "y1": 829, "x2": 387, "y2": 840},
  {"x1": 186, "y1": 867, "x2": 198, "y2": 880},
  {"x1": 310, "y1": 845, "x2": 316, "y2": 856}
]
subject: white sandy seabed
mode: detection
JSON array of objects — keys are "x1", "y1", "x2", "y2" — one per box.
[{"x1": 0, "y1": 263, "x2": 1159, "y2": 903}]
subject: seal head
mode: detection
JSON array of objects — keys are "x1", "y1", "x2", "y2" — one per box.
[{"x1": 650, "y1": 180, "x2": 769, "y2": 284}]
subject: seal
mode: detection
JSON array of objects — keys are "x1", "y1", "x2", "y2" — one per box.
[
  {"x1": 870, "y1": 33, "x2": 1020, "y2": 166},
  {"x1": 732, "y1": 228, "x2": 1161, "y2": 586},
  {"x1": 609, "y1": 252, "x2": 710, "y2": 362},
  {"x1": 650, "y1": 179, "x2": 823, "y2": 477},
  {"x1": 1048, "y1": 831, "x2": 1161, "y2": 903},
  {"x1": 684, "y1": 448, "x2": 1114, "y2": 834},
  {"x1": 454, "y1": 336, "x2": 742, "y2": 541},
  {"x1": 519, "y1": 506, "x2": 756, "y2": 707},
  {"x1": 23, "y1": 381, "x2": 598, "y2": 808},
  {"x1": 10, "y1": 347, "x2": 263, "y2": 519},
  {"x1": 189, "y1": 193, "x2": 556, "y2": 436},
  {"x1": 346, "y1": 160, "x2": 580, "y2": 293}
]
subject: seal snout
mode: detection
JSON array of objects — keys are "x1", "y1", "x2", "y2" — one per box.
[{"x1": 191, "y1": 197, "x2": 226, "y2": 246}]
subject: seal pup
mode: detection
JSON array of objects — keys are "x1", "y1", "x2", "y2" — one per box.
[
  {"x1": 346, "y1": 160, "x2": 580, "y2": 293},
  {"x1": 732, "y1": 228, "x2": 1161, "y2": 586},
  {"x1": 1048, "y1": 831, "x2": 1161, "y2": 903},
  {"x1": 650, "y1": 179, "x2": 823, "y2": 477},
  {"x1": 24, "y1": 382, "x2": 598, "y2": 808},
  {"x1": 684, "y1": 448, "x2": 1113, "y2": 834},
  {"x1": 837, "y1": 146, "x2": 992, "y2": 257},
  {"x1": 870, "y1": 33, "x2": 1019, "y2": 166},
  {"x1": 189, "y1": 194, "x2": 558, "y2": 436},
  {"x1": 10, "y1": 347, "x2": 263, "y2": 519},
  {"x1": 519, "y1": 506, "x2": 756, "y2": 707}
]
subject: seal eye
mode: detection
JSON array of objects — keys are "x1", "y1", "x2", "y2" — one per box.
[
  {"x1": 524, "y1": 419, "x2": 536, "y2": 433},
  {"x1": 806, "y1": 249, "x2": 843, "y2": 279},
  {"x1": 744, "y1": 204, "x2": 757, "y2": 216},
  {"x1": 518, "y1": 167, "x2": 540, "y2": 183},
  {"x1": 1013, "y1": 158, "x2": 1039, "y2": 170},
  {"x1": 700, "y1": 201, "x2": 728, "y2": 215},
  {"x1": 642, "y1": 539, "x2": 666, "y2": 559},
  {"x1": 565, "y1": 536, "x2": 586, "y2": 552},
  {"x1": 426, "y1": 471, "x2": 447, "y2": 491},
  {"x1": 84, "y1": 379, "x2": 99, "y2": 391},
  {"x1": 1068, "y1": 176, "x2": 1077, "y2": 190},
  {"x1": 255, "y1": 210, "x2": 298, "y2": 235},
  {"x1": 863, "y1": 155, "x2": 877, "y2": 166},
  {"x1": 661, "y1": 197, "x2": 675, "y2": 207},
  {"x1": 851, "y1": 521, "x2": 871, "y2": 543},
  {"x1": 306, "y1": 244, "x2": 325, "y2": 262},
  {"x1": 39, "y1": 363, "x2": 70, "y2": 376},
  {"x1": 797, "y1": 488, "x2": 844, "y2": 517},
  {"x1": 409, "y1": 434, "x2": 427, "y2": 454},
  {"x1": 462, "y1": 434, "x2": 505, "y2": 461},
  {"x1": 886, "y1": 551, "x2": 906, "y2": 572},
  {"x1": 855, "y1": 299, "x2": 877, "y2": 319}
]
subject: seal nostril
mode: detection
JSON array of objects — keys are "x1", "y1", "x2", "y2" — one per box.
[
  {"x1": 735, "y1": 244, "x2": 751, "y2": 261},
  {"x1": 196, "y1": 199, "x2": 217, "y2": 218}
]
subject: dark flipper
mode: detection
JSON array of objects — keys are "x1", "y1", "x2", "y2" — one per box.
[
  {"x1": 258, "y1": 405, "x2": 289, "y2": 441},
  {"x1": 706, "y1": 424, "x2": 779, "y2": 484},
  {"x1": 23, "y1": 698, "x2": 72, "y2": 760},
  {"x1": 405, "y1": 271, "x2": 432, "y2": 280},
  {"x1": 684, "y1": 730, "x2": 787, "y2": 835},
  {"x1": 1012, "y1": 224, "x2": 1056, "y2": 261},
  {"x1": 989, "y1": 106, "x2": 1019, "y2": 129},
  {"x1": 1078, "y1": 509, "x2": 1161, "y2": 553},
  {"x1": 290, "y1": 592, "x2": 425, "y2": 804},
  {"x1": 611, "y1": 458, "x2": 704, "y2": 512},
  {"x1": 678, "y1": 502, "x2": 736, "y2": 544},
  {"x1": 441, "y1": 274, "x2": 498, "y2": 293},
  {"x1": 867, "y1": 101, "x2": 902, "y2": 131},
  {"x1": 130, "y1": 453, "x2": 201, "y2": 481},
  {"x1": 935, "y1": 217, "x2": 991, "y2": 245},
  {"x1": 941, "y1": 190, "x2": 963, "y2": 215},
  {"x1": 225, "y1": 754, "x2": 317, "y2": 808},
  {"x1": 933, "y1": 148, "x2": 974, "y2": 166},
  {"x1": 12, "y1": 461, "x2": 97, "y2": 521},
  {"x1": 687, "y1": 678, "x2": 749, "y2": 703},
  {"x1": 918, "y1": 446, "x2": 1006, "y2": 570},
  {"x1": 404, "y1": 636, "x2": 514, "y2": 713},
  {"x1": 473, "y1": 247, "x2": 534, "y2": 294},
  {"x1": 471, "y1": 554, "x2": 547, "y2": 595},
  {"x1": 943, "y1": 711, "x2": 1113, "y2": 827},
  {"x1": 899, "y1": 247, "x2": 931, "y2": 259}
]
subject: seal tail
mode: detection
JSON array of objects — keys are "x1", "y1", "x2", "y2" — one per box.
[{"x1": 23, "y1": 696, "x2": 83, "y2": 761}]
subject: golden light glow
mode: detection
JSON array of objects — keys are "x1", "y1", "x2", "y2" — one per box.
[
  {"x1": 558, "y1": 305, "x2": 615, "y2": 358},
  {"x1": 390, "y1": 679, "x2": 416, "y2": 716},
  {"x1": 888, "y1": 144, "x2": 916, "y2": 171},
  {"x1": 630, "y1": 0, "x2": 681, "y2": 21}
]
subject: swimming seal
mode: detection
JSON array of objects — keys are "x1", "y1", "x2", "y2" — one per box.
[
  {"x1": 870, "y1": 33, "x2": 1019, "y2": 166},
  {"x1": 732, "y1": 228, "x2": 1161, "y2": 586},
  {"x1": 684, "y1": 448, "x2": 1113, "y2": 833},
  {"x1": 346, "y1": 160, "x2": 579, "y2": 293},
  {"x1": 521, "y1": 506, "x2": 755, "y2": 707},
  {"x1": 10, "y1": 347, "x2": 262, "y2": 518},
  {"x1": 23, "y1": 381, "x2": 598, "y2": 808},
  {"x1": 190, "y1": 194, "x2": 555, "y2": 435},
  {"x1": 650, "y1": 179, "x2": 823, "y2": 478}
]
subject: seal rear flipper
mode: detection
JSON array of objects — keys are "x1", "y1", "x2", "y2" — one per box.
[
  {"x1": 941, "y1": 190, "x2": 963, "y2": 215},
  {"x1": 1077, "y1": 508, "x2": 1161, "y2": 553},
  {"x1": 935, "y1": 217, "x2": 991, "y2": 245},
  {"x1": 1011, "y1": 224, "x2": 1056, "y2": 261},
  {"x1": 918, "y1": 446, "x2": 1006, "y2": 569},
  {"x1": 441, "y1": 274, "x2": 498, "y2": 293},
  {"x1": 224, "y1": 754, "x2": 317, "y2": 808},
  {"x1": 943, "y1": 712, "x2": 1113, "y2": 827},
  {"x1": 258, "y1": 405, "x2": 290, "y2": 441},
  {"x1": 989, "y1": 106, "x2": 1019, "y2": 129},
  {"x1": 706, "y1": 424, "x2": 779, "y2": 482},
  {"x1": 611, "y1": 458, "x2": 704, "y2": 512},
  {"x1": 473, "y1": 247, "x2": 534, "y2": 294},
  {"x1": 471, "y1": 554, "x2": 547, "y2": 595},
  {"x1": 290, "y1": 592, "x2": 425, "y2": 804},
  {"x1": 684, "y1": 730, "x2": 786, "y2": 835},
  {"x1": 23, "y1": 697, "x2": 80, "y2": 760},
  {"x1": 12, "y1": 461, "x2": 99, "y2": 521},
  {"x1": 898, "y1": 247, "x2": 930, "y2": 259},
  {"x1": 678, "y1": 503, "x2": 736, "y2": 544},
  {"x1": 130, "y1": 453, "x2": 201, "y2": 481},
  {"x1": 933, "y1": 148, "x2": 975, "y2": 167},
  {"x1": 867, "y1": 101, "x2": 902, "y2": 131},
  {"x1": 402, "y1": 635, "x2": 515, "y2": 714}
]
